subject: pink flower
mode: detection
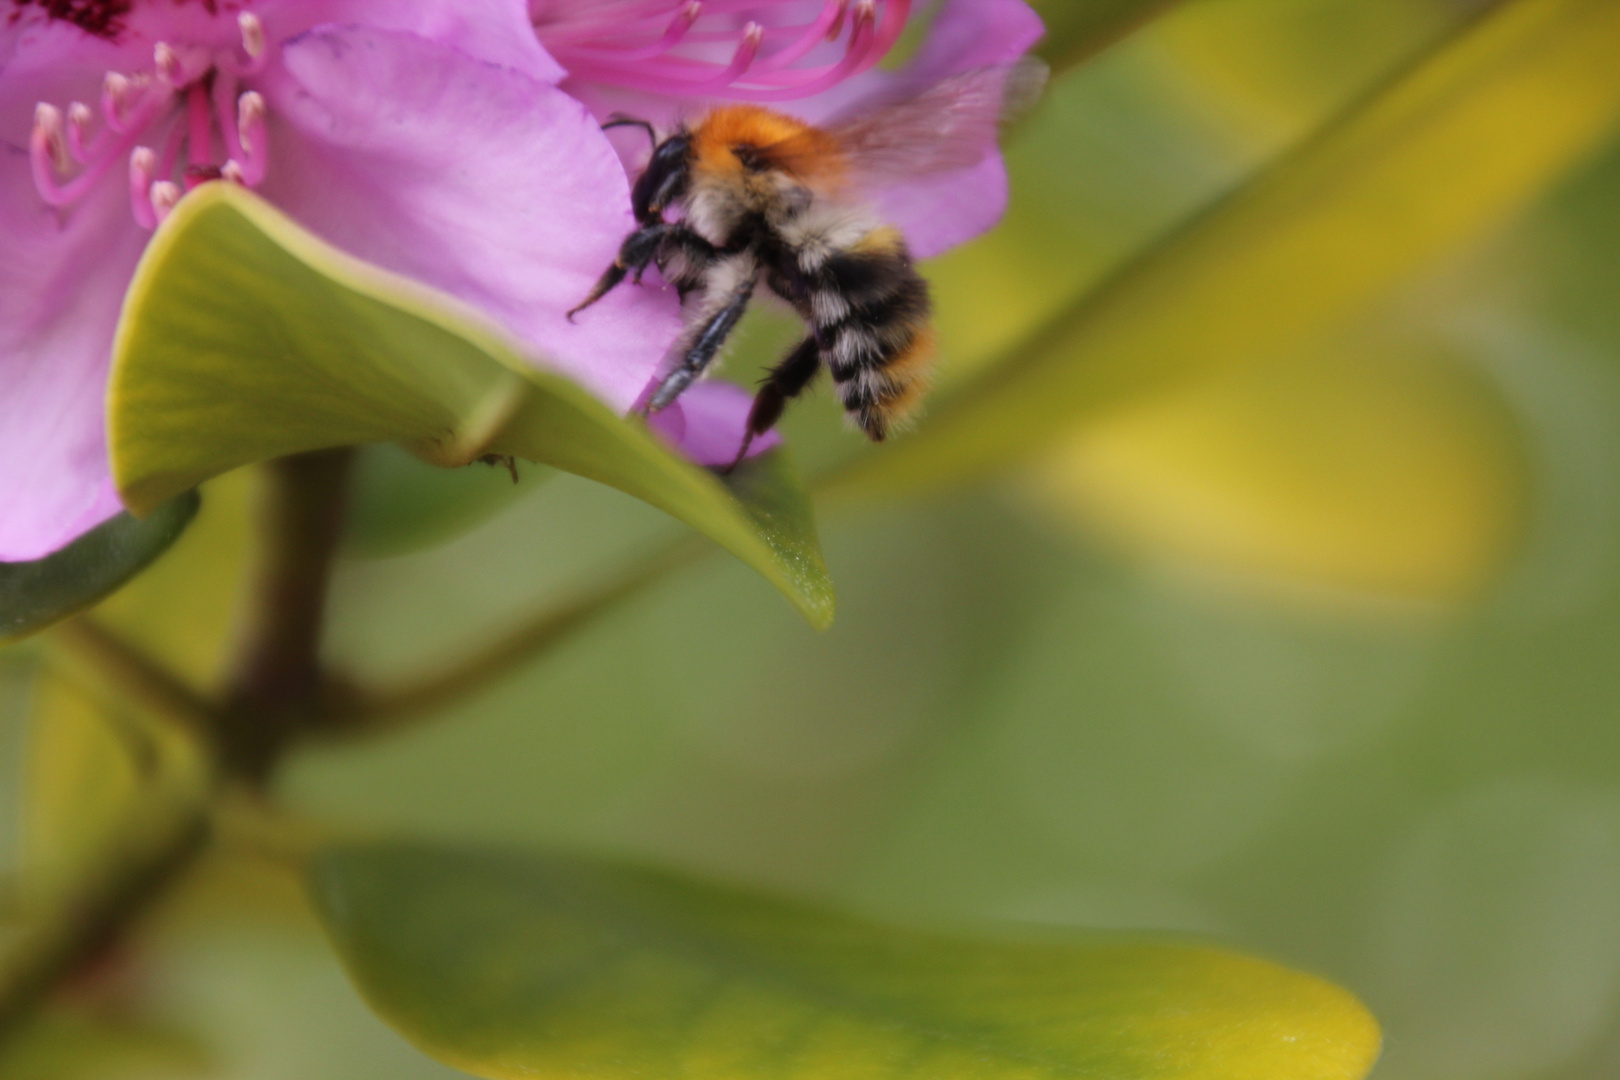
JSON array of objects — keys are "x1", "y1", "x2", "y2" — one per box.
[
  {"x1": 1, "y1": 0, "x2": 680, "y2": 560},
  {"x1": 532, "y1": 0, "x2": 1045, "y2": 463},
  {"x1": 1, "y1": 0, "x2": 1041, "y2": 560}
]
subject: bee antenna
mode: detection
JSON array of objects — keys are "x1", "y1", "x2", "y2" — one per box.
[{"x1": 602, "y1": 114, "x2": 658, "y2": 147}]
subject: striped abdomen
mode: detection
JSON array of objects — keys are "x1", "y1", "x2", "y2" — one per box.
[{"x1": 804, "y1": 228, "x2": 935, "y2": 441}]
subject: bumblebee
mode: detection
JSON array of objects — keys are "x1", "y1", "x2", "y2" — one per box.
[{"x1": 570, "y1": 62, "x2": 1043, "y2": 467}]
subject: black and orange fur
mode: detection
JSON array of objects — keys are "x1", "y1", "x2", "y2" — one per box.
[{"x1": 570, "y1": 104, "x2": 936, "y2": 466}]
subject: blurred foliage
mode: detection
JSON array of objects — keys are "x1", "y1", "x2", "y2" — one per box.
[
  {"x1": 9, "y1": 0, "x2": 1620, "y2": 1078},
  {"x1": 313, "y1": 842, "x2": 1379, "y2": 1080}
]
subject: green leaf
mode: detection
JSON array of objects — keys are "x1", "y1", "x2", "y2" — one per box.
[
  {"x1": 1029, "y1": 0, "x2": 1182, "y2": 72},
  {"x1": 344, "y1": 443, "x2": 552, "y2": 560},
  {"x1": 0, "y1": 494, "x2": 198, "y2": 645},
  {"x1": 310, "y1": 843, "x2": 1381, "y2": 1080},
  {"x1": 0, "y1": 1015, "x2": 211, "y2": 1080},
  {"x1": 109, "y1": 184, "x2": 833, "y2": 628},
  {"x1": 828, "y1": 0, "x2": 1620, "y2": 502}
]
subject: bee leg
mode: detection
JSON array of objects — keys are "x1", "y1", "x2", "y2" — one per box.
[
  {"x1": 725, "y1": 337, "x2": 821, "y2": 473},
  {"x1": 646, "y1": 277, "x2": 757, "y2": 414},
  {"x1": 568, "y1": 223, "x2": 674, "y2": 321}
]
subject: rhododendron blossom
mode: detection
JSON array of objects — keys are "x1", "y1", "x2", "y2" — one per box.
[{"x1": 0, "y1": 0, "x2": 1041, "y2": 561}]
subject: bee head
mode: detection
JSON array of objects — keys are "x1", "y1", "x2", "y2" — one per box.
[{"x1": 632, "y1": 133, "x2": 693, "y2": 225}]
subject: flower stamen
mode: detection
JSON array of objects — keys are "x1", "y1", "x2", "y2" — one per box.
[
  {"x1": 129, "y1": 145, "x2": 158, "y2": 229},
  {"x1": 32, "y1": 23, "x2": 274, "y2": 227},
  {"x1": 32, "y1": 103, "x2": 68, "y2": 174},
  {"x1": 238, "y1": 12, "x2": 265, "y2": 59},
  {"x1": 149, "y1": 179, "x2": 181, "y2": 222},
  {"x1": 535, "y1": 0, "x2": 910, "y2": 100}
]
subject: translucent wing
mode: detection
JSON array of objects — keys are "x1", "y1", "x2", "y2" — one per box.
[{"x1": 824, "y1": 59, "x2": 1048, "y2": 186}]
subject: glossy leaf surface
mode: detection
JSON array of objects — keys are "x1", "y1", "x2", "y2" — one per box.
[
  {"x1": 110, "y1": 185, "x2": 832, "y2": 627},
  {"x1": 832, "y1": 0, "x2": 1620, "y2": 501},
  {"x1": 311, "y1": 843, "x2": 1381, "y2": 1080},
  {"x1": 0, "y1": 494, "x2": 197, "y2": 645}
]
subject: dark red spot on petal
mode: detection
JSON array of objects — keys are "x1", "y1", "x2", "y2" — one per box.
[
  {"x1": 7, "y1": 0, "x2": 225, "y2": 40},
  {"x1": 8, "y1": 0, "x2": 132, "y2": 38}
]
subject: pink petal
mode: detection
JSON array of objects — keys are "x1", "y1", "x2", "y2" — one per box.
[
  {"x1": 818, "y1": 0, "x2": 1043, "y2": 257},
  {"x1": 262, "y1": 0, "x2": 566, "y2": 84},
  {"x1": 262, "y1": 25, "x2": 684, "y2": 414},
  {"x1": 0, "y1": 143, "x2": 141, "y2": 560},
  {"x1": 646, "y1": 380, "x2": 782, "y2": 468}
]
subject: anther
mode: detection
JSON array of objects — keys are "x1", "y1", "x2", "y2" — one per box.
[
  {"x1": 66, "y1": 102, "x2": 93, "y2": 160},
  {"x1": 238, "y1": 12, "x2": 265, "y2": 58},
  {"x1": 237, "y1": 91, "x2": 265, "y2": 154},
  {"x1": 102, "y1": 72, "x2": 131, "y2": 129},
  {"x1": 129, "y1": 147, "x2": 158, "y2": 229},
  {"x1": 826, "y1": 0, "x2": 849, "y2": 41},
  {"x1": 154, "y1": 42, "x2": 182, "y2": 84},
  {"x1": 33, "y1": 103, "x2": 68, "y2": 173},
  {"x1": 709, "y1": 22, "x2": 764, "y2": 84},
  {"x1": 221, "y1": 159, "x2": 246, "y2": 184},
  {"x1": 149, "y1": 180, "x2": 181, "y2": 222}
]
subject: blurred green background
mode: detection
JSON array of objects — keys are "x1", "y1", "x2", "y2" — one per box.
[{"x1": 10, "y1": 0, "x2": 1620, "y2": 1076}]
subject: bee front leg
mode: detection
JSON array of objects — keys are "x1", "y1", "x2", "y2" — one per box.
[{"x1": 568, "y1": 223, "x2": 674, "y2": 321}]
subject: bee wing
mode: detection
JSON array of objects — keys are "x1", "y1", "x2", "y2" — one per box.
[{"x1": 824, "y1": 58, "x2": 1048, "y2": 185}]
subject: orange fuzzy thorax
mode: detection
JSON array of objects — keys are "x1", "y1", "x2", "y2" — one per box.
[{"x1": 689, "y1": 105, "x2": 847, "y2": 184}]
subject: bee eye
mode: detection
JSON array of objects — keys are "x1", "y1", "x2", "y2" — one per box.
[{"x1": 734, "y1": 145, "x2": 766, "y2": 172}]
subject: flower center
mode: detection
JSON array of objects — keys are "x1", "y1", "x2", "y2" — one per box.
[
  {"x1": 534, "y1": 0, "x2": 911, "y2": 101},
  {"x1": 29, "y1": 9, "x2": 268, "y2": 228}
]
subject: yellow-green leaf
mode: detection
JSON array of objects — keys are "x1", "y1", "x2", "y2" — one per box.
[
  {"x1": 830, "y1": 0, "x2": 1620, "y2": 502},
  {"x1": 310, "y1": 843, "x2": 1382, "y2": 1080},
  {"x1": 110, "y1": 184, "x2": 832, "y2": 628},
  {"x1": 1029, "y1": 0, "x2": 1182, "y2": 72},
  {"x1": 0, "y1": 1015, "x2": 211, "y2": 1080},
  {"x1": 1020, "y1": 328, "x2": 1529, "y2": 606},
  {"x1": 0, "y1": 495, "x2": 197, "y2": 645}
]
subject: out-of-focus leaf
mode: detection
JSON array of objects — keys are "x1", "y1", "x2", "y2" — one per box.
[
  {"x1": 0, "y1": 495, "x2": 198, "y2": 646},
  {"x1": 0, "y1": 1015, "x2": 211, "y2": 1080},
  {"x1": 310, "y1": 842, "x2": 1382, "y2": 1080},
  {"x1": 1022, "y1": 330, "x2": 1528, "y2": 606},
  {"x1": 344, "y1": 443, "x2": 552, "y2": 560},
  {"x1": 25, "y1": 472, "x2": 255, "y2": 891},
  {"x1": 110, "y1": 184, "x2": 832, "y2": 628},
  {"x1": 830, "y1": 0, "x2": 1620, "y2": 501},
  {"x1": 1029, "y1": 0, "x2": 1182, "y2": 72}
]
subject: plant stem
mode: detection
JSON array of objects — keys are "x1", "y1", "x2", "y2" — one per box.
[
  {"x1": 333, "y1": 537, "x2": 703, "y2": 736},
  {"x1": 0, "y1": 798, "x2": 212, "y2": 1043},
  {"x1": 221, "y1": 448, "x2": 353, "y2": 779},
  {"x1": 49, "y1": 618, "x2": 222, "y2": 742},
  {"x1": 0, "y1": 450, "x2": 356, "y2": 1046}
]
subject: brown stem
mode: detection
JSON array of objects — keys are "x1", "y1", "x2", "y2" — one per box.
[
  {"x1": 0, "y1": 450, "x2": 357, "y2": 1047},
  {"x1": 332, "y1": 537, "x2": 702, "y2": 737},
  {"x1": 0, "y1": 800, "x2": 212, "y2": 1045},
  {"x1": 49, "y1": 618, "x2": 221, "y2": 742},
  {"x1": 221, "y1": 448, "x2": 353, "y2": 780}
]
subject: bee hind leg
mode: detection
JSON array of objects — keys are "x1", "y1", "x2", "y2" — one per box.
[{"x1": 724, "y1": 337, "x2": 821, "y2": 473}]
